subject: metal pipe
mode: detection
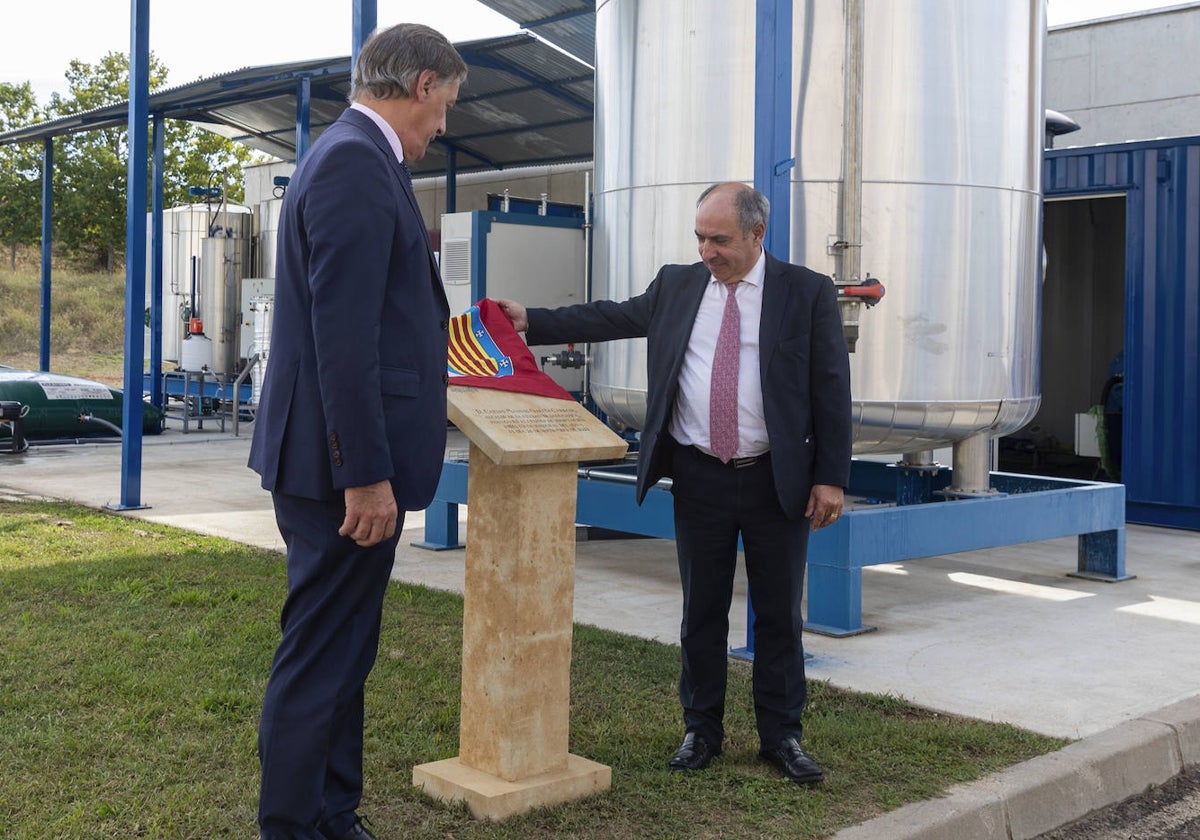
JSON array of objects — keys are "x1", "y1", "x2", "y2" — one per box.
[
  {"x1": 951, "y1": 433, "x2": 993, "y2": 495},
  {"x1": 838, "y1": 0, "x2": 865, "y2": 285},
  {"x1": 581, "y1": 169, "x2": 592, "y2": 405},
  {"x1": 900, "y1": 449, "x2": 936, "y2": 467},
  {"x1": 230, "y1": 353, "x2": 260, "y2": 437}
]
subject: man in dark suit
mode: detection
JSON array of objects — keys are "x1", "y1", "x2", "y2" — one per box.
[
  {"x1": 496, "y1": 182, "x2": 851, "y2": 784},
  {"x1": 247, "y1": 24, "x2": 465, "y2": 840}
]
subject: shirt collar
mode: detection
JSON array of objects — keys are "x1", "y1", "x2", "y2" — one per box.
[
  {"x1": 349, "y1": 101, "x2": 406, "y2": 167},
  {"x1": 709, "y1": 247, "x2": 766, "y2": 288}
]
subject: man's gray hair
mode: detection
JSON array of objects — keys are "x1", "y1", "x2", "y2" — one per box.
[
  {"x1": 697, "y1": 182, "x2": 771, "y2": 237},
  {"x1": 350, "y1": 23, "x2": 468, "y2": 102}
]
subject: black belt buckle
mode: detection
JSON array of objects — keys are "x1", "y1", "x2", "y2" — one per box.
[{"x1": 731, "y1": 455, "x2": 759, "y2": 469}]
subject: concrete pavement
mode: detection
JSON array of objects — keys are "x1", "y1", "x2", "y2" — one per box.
[{"x1": 2, "y1": 426, "x2": 1199, "y2": 838}]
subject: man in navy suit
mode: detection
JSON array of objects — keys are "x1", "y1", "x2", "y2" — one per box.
[
  {"x1": 497, "y1": 182, "x2": 851, "y2": 784},
  {"x1": 248, "y1": 23, "x2": 465, "y2": 840}
]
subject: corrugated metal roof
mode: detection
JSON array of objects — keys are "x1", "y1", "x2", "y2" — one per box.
[
  {"x1": 0, "y1": 33, "x2": 593, "y2": 177},
  {"x1": 475, "y1": 0, "x2": 595, "y2": 65}
]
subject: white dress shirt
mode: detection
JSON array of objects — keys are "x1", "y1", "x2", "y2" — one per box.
[
  {"x1": 349, "y1": 102, "x2": 406, "y2": 166},
  {"x1": 669, "y1": 249, "x2": 769, "y2": 458}
]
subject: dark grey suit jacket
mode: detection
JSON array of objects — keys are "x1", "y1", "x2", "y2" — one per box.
[{"x1": 526, "y1": 252, "x2": 851, "y2": 520}]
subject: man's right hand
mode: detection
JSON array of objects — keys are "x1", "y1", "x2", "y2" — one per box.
[{"x1": 494, "y1": 298, "x2": 528, "y2": 332}]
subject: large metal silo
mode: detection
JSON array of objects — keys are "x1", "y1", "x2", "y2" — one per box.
[{"x1": 591, "y1": 0, "x2": 1046, "y2": 456}]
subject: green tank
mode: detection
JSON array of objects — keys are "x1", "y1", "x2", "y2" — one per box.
[{"x1": 0, "y1": 367, "x2": 164, "y2": 442}]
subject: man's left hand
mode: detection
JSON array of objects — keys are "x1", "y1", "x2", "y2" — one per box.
[
  {"x1": 806, "y1": 484, "x2": 845, "y2": 531},
  {"x1": 340, "y1": 480, "x2": 398, "y2": 547}
]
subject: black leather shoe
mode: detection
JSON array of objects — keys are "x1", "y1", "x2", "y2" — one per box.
[
  {"x1": 759, "y1": 736, "x2": 824, "y2": 784},
  {"x1": 668, "y1": 731, "x2": 722, "y2": 771},
  {"x1": 321, "y1": 815, "x2": 377, "y2": 840}
]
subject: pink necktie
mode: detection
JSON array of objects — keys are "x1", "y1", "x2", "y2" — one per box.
[{"x1": 710, "y1": 283, "x2": 740, "y2": 463}]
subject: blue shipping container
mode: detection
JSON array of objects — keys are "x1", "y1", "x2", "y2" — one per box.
[{"x1": 1045, "y1": 137, "x2": 1200, "y2": 530}]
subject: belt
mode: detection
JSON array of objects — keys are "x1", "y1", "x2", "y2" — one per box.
[{"x1": 684, "y1": 444, "x2": 769, "y2": 470}]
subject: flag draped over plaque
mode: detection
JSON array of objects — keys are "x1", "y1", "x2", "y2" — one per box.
[{"x1": 447, "y1": 298, "x2": 574, "y2": 401}]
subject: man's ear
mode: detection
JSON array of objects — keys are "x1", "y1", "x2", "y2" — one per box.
[{"x1": 416, "y1": 69, "x2": 437, "y2": 100}]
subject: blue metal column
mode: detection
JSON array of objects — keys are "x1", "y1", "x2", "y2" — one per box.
[
  {"x1": 411, "y1": 460, "x2": 468, "y2": 550},
  {"x1": 295, "y1": 76, "x2": 312, "y2": 162},
  {"x1": 39, "y1": 138, "x2": 53, "y2": 372},
  {"x1": 735, "y1": 0, "x2": 794, "y2": 660},
  {"x1": 446, "y1": 147, "x2": 458, "y2": 214},
  {"x1": 115, "y1": 0, "x2": 150, "y2": 511},
  {"x1": 352, "y1": 0, "x2": 377, "y2": 70},
  {"x1": 149, "y1": 114, "x2": 165, "y2": 408},
  {"x1": 753, "y1": 0, "x2": 794, "y2": 258}
]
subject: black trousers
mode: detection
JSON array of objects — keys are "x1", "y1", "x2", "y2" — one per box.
[
  {"x1": 258, "y1": 492, "x2": 403, "y2": 840},
  {"x1": 670, "y1": 443, "x2": 811, "y2": 747}
]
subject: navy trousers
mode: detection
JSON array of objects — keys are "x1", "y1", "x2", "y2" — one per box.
[
  {"x1": 258, "y1": 492, "x2": 403, "y2": 840},
  {"x1": 670, "y1": 444, "x2": 811, "y2": 748}
]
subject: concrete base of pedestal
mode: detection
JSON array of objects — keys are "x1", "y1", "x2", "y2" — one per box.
[{"x1": 413, "y1": 754, "x2": 611, "y2": 820}]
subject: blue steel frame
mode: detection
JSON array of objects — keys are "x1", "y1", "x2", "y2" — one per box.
[{"x1": 419, "y1": 459, "x2": 1128, "y2": 637}]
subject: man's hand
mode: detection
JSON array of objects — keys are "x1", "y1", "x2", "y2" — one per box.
[
  {"x1": 494, "y1": 298, "x2": 528, "y2": 332},
  {"x1": 805, "y1": 484, "x2": 845, "y2": 531},
  {"x1": 340, "y1": 480, "x2": 398, "y2": 547}
]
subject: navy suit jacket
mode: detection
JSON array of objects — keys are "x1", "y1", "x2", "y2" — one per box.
[
  {"x1": 248, "y1": 108, "x2": 450, "y2": 510},
  {"x1": 526, "y1": 253, "x2": 851, "y2": 520}
]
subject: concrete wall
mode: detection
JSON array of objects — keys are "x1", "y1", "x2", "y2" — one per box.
[{"x1": 1047, "y1": 3, "x2": 1200, "y2": 146}]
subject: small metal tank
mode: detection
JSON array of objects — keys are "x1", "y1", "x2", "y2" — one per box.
[{"x1": 592, "y1": 0, "x2": 1046, "y2": 454}]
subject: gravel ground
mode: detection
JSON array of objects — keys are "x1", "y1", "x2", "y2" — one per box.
[{"x1": 1037, "y1": 767, "x2": 1200, "y2": 839}]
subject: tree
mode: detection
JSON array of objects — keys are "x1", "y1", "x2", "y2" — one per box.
[
  {"x1": 45, "y1": 51, "x2": 253, "y2": 271},
  {"x1": 0, "y1": 82, "x2": 45, "y2": 270}
]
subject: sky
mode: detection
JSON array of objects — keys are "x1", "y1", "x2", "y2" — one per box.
[{"x1": 0, "y1": 0, "x2": 1184, "y2": 105}]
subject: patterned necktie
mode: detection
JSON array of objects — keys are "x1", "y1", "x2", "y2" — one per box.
[{"x1": 710, "y1": 282, "x2": 740, "y2": 463}]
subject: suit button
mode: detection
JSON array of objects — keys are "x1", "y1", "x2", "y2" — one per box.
[{"x1": 440, "y1": 320, "x2": 449, "y2": 331}]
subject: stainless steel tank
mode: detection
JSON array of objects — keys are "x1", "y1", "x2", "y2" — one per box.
[
  {"x1": 198, "y1": 234, "x2": 245, "y2": 375},
  {"x1": 592, "y1": 0, "x2": 1045, "y2": 454},
  {"x1": 145, "y1": 203, "x2": 253, "y2": 366},
  {"x1": 255, "y1": 198, "x2": 283, "y2": 279}
]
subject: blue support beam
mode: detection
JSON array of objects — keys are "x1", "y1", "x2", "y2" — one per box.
[
  {"x1": 753, "y1": 0, "x2": 794, "y2": 258},
  {"x1": 446, "y1": 147, "x2": 457, "y2": 214},
  {"x1": 295, "y1": 76, "x2": 312, "y2": 162},
  {"x1": 39, "y1": 138, "x2": 53, "y2": 372},
  {"x1": 352, "y1": 0, "x2": 377, "y2": 72},
  {"x1": 115, "y1": 0, "x2": 150, "y2": 511},
  {"x1": 421, "y1": 459, "x2": 1130, "y2": 639},
  {"x1": 412, "y1": 460, "x2": 469, "y2": 549},
  {"x1": 149, "y1": 114, "x2": 165, "y2": 409}
]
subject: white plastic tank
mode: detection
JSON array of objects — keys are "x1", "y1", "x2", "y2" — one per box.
[{"x1": 180, "y1": 333, "x2": 214, "y2": 372}]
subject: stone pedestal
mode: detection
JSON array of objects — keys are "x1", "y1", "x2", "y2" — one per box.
[{"x1": 413, "y1": 387, "x2": 627, "y2": 820}]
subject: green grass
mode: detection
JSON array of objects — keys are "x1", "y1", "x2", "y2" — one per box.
[
  {"x1": 0, "y1": 262, "x2": 127, "y2": 386},
  {"x1": 0, "y1": 498, "x2": 1068, "y2": 839}
]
